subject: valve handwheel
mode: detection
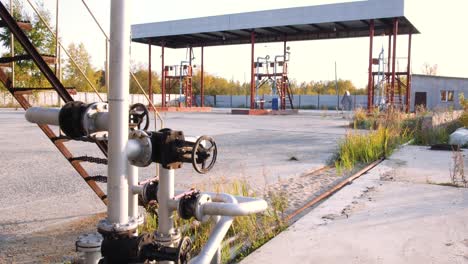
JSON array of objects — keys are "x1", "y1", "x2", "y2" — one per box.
[
  {"x1": 129, "y1": 103, "x2": 150, "y2": 131},
  {"x1": 191, "y1": 136, "x2": 217, "y2": 174}
]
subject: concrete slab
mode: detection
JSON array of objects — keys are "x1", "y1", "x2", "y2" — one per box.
[
  {"x1": 241, "y1": 146, "x2": 468, "y2": 264},
  {"x1": 0, "y1": 109, "x2": 348, "y2": 235}
]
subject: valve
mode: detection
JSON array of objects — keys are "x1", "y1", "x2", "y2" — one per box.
[
  {"x1": 191, "y1": 136, "x2": 217, "y2": 174},
  {"x1": 129, "y1": 103, "x2": 150, "y2": 131}
]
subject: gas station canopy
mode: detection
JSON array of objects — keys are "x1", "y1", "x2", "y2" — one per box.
[{"x1": 132, "y1": 0, "x2": 419, "y2": 48}]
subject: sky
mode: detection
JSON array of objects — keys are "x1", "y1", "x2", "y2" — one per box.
[{"x1": 15, "y1": 0, "x2": 468, "y2": 88}]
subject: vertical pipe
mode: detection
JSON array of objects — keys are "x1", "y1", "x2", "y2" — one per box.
[
  {"x1": 390, "y1": 18, "x2": 399, "y2": 106},
  {"x1": 367, "y1": 19, "x2": 374, "y2": 111},
  {"x1": 157, "y1": 168, "x2": 175, "y2": 237},
  {"x1": 250, "y1": 31, "x2": 255, "y2": 109},
  {"x1": 148, "y1": 44, "x2": 153, "y2": 104},
  {"x1": 107, "y1": 0, "x2": 130, "y2": 224},
  {"x1": 128, "y1": 163, "x2": 138, "y2": 234},
  {"x1": 161, "y1": 43, "x2": 166, "y2": 108},
  {"x1": 201, "y1": 46, "x2": 204, "y2": 107},
  {"x1": 406, "y1": 31, "x2": 412, "y2": 113}
]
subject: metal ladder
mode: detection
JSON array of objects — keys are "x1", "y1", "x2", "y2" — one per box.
[{"x1": 0, "y1": 2, "x2": 109, "y2": 205}]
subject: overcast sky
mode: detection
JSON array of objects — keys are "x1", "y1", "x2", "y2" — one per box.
[{"x1": 18, "y1": 0, "x2": 468, "y2": 88}]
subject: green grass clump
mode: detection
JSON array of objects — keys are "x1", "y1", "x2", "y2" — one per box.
[{"x1": 337, "y1": 110, "x2": 411, "y2": 171}]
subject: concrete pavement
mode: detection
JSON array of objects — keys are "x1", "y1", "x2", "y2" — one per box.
[{"x1": 241, "y1": 146, "x2": 468, "y2": 264}]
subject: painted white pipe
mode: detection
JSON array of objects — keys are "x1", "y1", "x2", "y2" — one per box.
[
  {"x1": 25, "y1": 107, "x2": 60, "y2": 125},
  {"x1": 202, "y1": 199, "x2": 267, "y2": 216},
  {"x1": 128, "y1": 163, "x2": 139, "y2": 224},
  {"x1": 190, "y1": 195, "x2": 237, "y2": 264},
  {"x1": 107, "y1": 0, "x2": 131, "y2": 225},
  {"x1": 158, "y1": 168, "x2": 175, "y2": 236}
]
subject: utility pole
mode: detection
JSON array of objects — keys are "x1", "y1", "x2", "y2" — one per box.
[{"x1": 335, "y1": 61, "x2": 339, "y2": 110}]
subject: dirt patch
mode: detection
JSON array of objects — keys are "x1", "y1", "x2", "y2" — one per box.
[{"x1": 0, "y1": 213, "x2": 104, "y2": 264}]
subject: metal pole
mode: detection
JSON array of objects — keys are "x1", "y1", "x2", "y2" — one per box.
[
  {"x1": 335, "y1": 61, "x2": 339, "y2": 110},
  {"x1": 105, "y1": 40, "x2": 109, "y2": 91},
  {"x1": 157, "y1": 167, "x2": 177, "y2": 261},
  {"x1": 201, "y1": 46, "x2": 204, "y2": 107},
  {"x1": 390, "y1": 18, "x2": 398, "y2": 106},
  {"x1": 148, "y1": 44, "x2": 153, "y2": 104},
  {"x1": 386, "y1": 34, "x2": 391, "y2": 101},
  {"x1": 107, "y1": 0, "x2": 130, "y2": 224},
  {"x1": 161, "y1": 43, "x2": 166, "y2": 108},
  {"x1": 250, "y1": 31, "x2": 255, "y2": 109},
  {"x1": 128, "y1": 163, "x2": 139, "y2": 234},
  {"x1": 406, "y1": 31, "x2": 412, "y2": 113},
  {"x1": 367, "y1": 19, "x2": 374, "y2": 111}
]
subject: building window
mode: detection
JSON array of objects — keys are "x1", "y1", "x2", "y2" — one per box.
[{"x1": 441, "y1": 90, "x2": 455, "y2": 102}]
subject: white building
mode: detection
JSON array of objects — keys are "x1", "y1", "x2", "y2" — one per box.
[{"x1": 411, "y1": 74, "x2": 468, "y2": 111}]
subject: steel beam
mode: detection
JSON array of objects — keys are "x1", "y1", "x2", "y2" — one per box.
[
  {"x1": 367, "y1": 20, "x2": 374, "y2": 111},
  {"x1": 250, "y1": 31, "x2": 255, "y2": 109},
  {"x1": 148, "y1": 44, "x2": 153, "y2": 103},
  {"x1": 406, "y1": 32, "x2": 412, "y2": 113},
  {"x1": 201, "y1": 46, "x2": 205, "y2": 107},
  {"x1": 390, "y1": 18, "x2": 398, "y2": 106},
  {"x1": 161, "y1": 42, "x2": 166, "y2": 108}
]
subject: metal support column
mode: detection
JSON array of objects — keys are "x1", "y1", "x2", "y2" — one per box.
[
  {"x1": 406, "y1": 31, "x2": 412, "y2": 113},
  {"x1": 390, "y1": 18, "x2": 399, "y2": 106},
  {"x1": 250, "y1": 31, "x2": 255, "y2": 109},
  {"x1": 201, "y1": 46, "x2": 204, "y2": 107},
  {"x1": 188, "y1": 47, "x2": 193, "y2": 107},
  {"x1": 282, "y1": 39, "x2": 287, "y2": 110},
  {"x1": 161, "y1": 43, "x2": 166, "y2": 108},
  {"x1": 148, "y1": 44, "x2": 153, "y2": 104},
  {"x1": 367, "y1": 19, "x2": 374, "y2": 111},
  {"x1": 386, "y1": 34, "x2": 391, "y2": 101}
]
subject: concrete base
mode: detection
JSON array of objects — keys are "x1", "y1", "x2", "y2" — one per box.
[
  {"x1": 241, "y1": 145, "x2": 468, "y2": 264},
  {"x1": 154, "y1": 107, "x2": 212, "y2": 112},
  {"x1": 231, "y1": 109, "x2": 299, "y2": 115}
]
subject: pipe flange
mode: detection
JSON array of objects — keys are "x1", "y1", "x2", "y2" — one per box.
[
  {"x1": 76, "y1": 232, "x2": 103, "y2": 253},
  {"x1": 194, "y1": 194, "x2": 212, "y2": 223},
  {"x1": 154, "y1": 229, "x2": 181, "y2": 246},
  {"x1": 82, "y1": 102, "x2": 108, "y2": 140},
  {"x1": 128, "y1": 130, "x2": 153, "y2": 167},
  {"x1": 97, "y1": 218, "x2": 139, "y2": 235}
]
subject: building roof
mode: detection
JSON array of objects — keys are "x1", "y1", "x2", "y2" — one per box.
[
  {"x1": 412, "y1": 74, "x2": 468, "y2": 81},
  {"x1": 132, "y1": 0, "x2": 420, "y2": 48}
]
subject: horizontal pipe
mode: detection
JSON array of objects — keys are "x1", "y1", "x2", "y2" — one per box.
[
  {"x1": 202, "y1": 200, "x2": 267, "y2": 216},
  {"x1": 126, "y1": 139, "x2": 145, "y2": 161},
  {"x1": 25, "y1": 107, "x2": 60, "y2": 125}
]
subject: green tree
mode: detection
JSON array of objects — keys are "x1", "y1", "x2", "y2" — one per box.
[
  {"x1": 130, "y1": 63, "x2": 161, "y2": 94},
  {"x1": 0, "y1": 2, "x2": 56, "y2": 89},
  {"x1": 62, "y1": 42, "x2": 103, "y2": 92}
]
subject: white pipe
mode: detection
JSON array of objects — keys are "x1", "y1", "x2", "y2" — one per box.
[
  {"x1": 191, "y1": 195, "x2": 237, "y2": 264},
  {"x1": 128, "y1": 163, "x2": 139, "y2": 223},
  {"x1": 202, "y1": 201, "x2": 267, "y2": 216},
  {"x1": 25, "y1": 107, "x2": 60, "y2": 125},
  {"x1": 107, "y1": 0, "x2": 131, "y2": 225},
  {"x1": 158, "y1": 168, "x2": 175, "y2": 236}
]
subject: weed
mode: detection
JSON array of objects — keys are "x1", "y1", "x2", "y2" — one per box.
[
  {"x1": 449, "y1": 147, "x2": 467, "y2": 187},
  {"x1": 140, "y1": 179, "x2": 288, "y2": 263}
]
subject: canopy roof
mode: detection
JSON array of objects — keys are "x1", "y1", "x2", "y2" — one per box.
[{"x1": 132, "y1": 0, "x2": 419, "y2": 48}]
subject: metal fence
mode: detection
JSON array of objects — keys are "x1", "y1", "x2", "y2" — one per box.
[{"x1": 0, "y1": 91, "x2": 369, "y2": 110}]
